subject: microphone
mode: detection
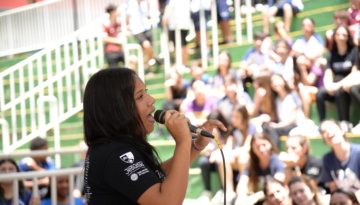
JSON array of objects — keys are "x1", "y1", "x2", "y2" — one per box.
[{"x1": 154, "y1": 110, "x2": 214, "y2": 138}]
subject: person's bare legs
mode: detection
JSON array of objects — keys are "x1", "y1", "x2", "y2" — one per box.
[
  {"x1": 218, "y1": 159, "x2": 235, "y2": 193},
  {"x1": 300, "y1": 88, "x2": 312, "y2": 119},
  {"x1": 263, "y1": 6, "x2": 278, "y2": 34},
  {"x1": 142, "y1": 40, "x2": 153, "y2": 66},
  {"x1": 219, "y1": 20, "x2": 234, "y2": 42},
  {"x1": 283, "y1": 3, "x2": 293, "y2": 32},
  {"x1": 181, "y1": 45, "x2": 189, "y2": 66}
]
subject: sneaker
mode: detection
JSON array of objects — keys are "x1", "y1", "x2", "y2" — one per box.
[
  {"x1": 196, "y1": 190, "x2": 212, "y2": 205},
  {"x1": 211, "y1": 189, "x2": 224, "y2": 204}
]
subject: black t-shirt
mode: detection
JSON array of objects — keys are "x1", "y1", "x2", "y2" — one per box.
[
  {"x1": 326, "y1": 46, "x2": 359, "y2": 82},
  {"x1": 301, "y1": 155, "x2": 322, "y2": 182},
  {"x1": 84, "y1": 141, "x2": 165, "y2": 205}
]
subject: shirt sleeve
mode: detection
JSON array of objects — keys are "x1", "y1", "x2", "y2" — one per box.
[{"x1": 320, "y1": 153, "x2": 333, "y2": 183}]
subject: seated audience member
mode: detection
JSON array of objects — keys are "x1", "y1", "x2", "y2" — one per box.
[
  {"x1": 102, "y1": 4, "x2": 137, "y2": 70},
  {"x1": 190, "y1": 0, "x2": 211, "y2": 55},
  {"x1": 249, "y1": 72, "x2": 277, "y2": 125},
  {"x1": 262, "y1": 0, "x2": 304, "y2": 34},
  {"x1": 269, "y1": 39, "x2": 295, "y2": 89},
  {"x1": 18, "y1": 137, "x2": 55, "y2": 198},
  {"x1": 292, "y1": 18, "x2": 325, "y2": 78},
  {"x1": 151, "y1": 68, "x2": 190, "y2": 137},
  {"x1": 234, "y1": 132, "x2": 285, "y2": 205},
  {"x1": 279, "y1": 135, "x2": 322, "y2": 185},
  {"x1": 41, "y1": 175, "x2": 85, "y2": 205},
  {"x1": 262, "y1": 74, "x2": 306, "y2": 147},
  {"x1": 182, "y1": 80, "x2": 217, "y2": 126},
  {"x1": 210, "y1": 104, "x2": 257, "y2": 203},
  {"x1": 239, "y1": 31, "x2": 271, "y2": 90},
  {"x1": 0, "y1": 158, "x2": 40, "y2": 205},
  {"x1": 348, "y1": 0, "x2": 360, "y2": 26},
  {"x1": 216, "y1": 0, "x2": 234, "y2": 44},
  {"x1": 316, "y1": 25, "x2": 359, "y2": 122},
  {"x1": 213, "y1": 50, "x2": 242, "y2": 98},
  {"x1": 320, "y1": 119, "x2": 360, "y2": 193},
  {"x1": 216, "y1": 74, "x2": 253, "y2": 124},
  {"x1": 197, "y1": 111, "x2": 230, "y2": 204},
  {"x1": 349, "y1": 0, "x2": 360, "y2": 45},
  {"x1": 330, "y1": 188, "x2": 360, "y2": 205},
  {"x1": 126, "y1": 0, "x2": 162, "y2": 71},
  {"x1": 295, "y1": 53, "x2": 324, "y2": 120},
  {"x1": 288, "y1": 175, "x2": 324, "y2": 205},
  {"x1": 162, "y1": 0, "x2": 191, "y2": 68},
  {"x1": 263, "y1": 176, "x2": 292, "y2": 205},
  {"x1": 325, "y1": 10, "x2": 352, "y2": 50},
  {"x1": 189, "y1": 60, "x2": 213, "y2": 87}
]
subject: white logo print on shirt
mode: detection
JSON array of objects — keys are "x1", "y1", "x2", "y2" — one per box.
[{"x1": 120, "y1": 152, "x2": 134, "y2": 163}]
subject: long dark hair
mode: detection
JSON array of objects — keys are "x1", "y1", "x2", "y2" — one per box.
[
  {"x1": 83, "y1": 68, "x2": 163, "y2": 174},
  {"x1": 217, "y1": 50, "x2": 232, "y2": 74},
  {"x1": 0, "y1": 158, "x2": 27, "y2": 203},
  {"x1": 232, "y1": 104, "x2": 249, "y2": 146},
  {"x1": 249, "y1": 132, "x2": 278, "y2": 192},
  {"x1": 331, "y1": 25, "x2": 354, "y2": 53}
]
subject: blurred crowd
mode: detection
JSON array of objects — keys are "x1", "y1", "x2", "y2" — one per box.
[{"x1": 2, "y1": 0, "x2": 360, "y2": 204}]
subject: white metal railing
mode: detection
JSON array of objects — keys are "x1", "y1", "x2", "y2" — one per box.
[
  {"x1": 0, "y1": 14, "x2": 105, "y2": 153},
  {"x1": 0, "y1": 0, "x2": 122, "y2": 57},
  {"x1": 0, "y1": 148, "x2": 87, "y2": 205},
  {"x1": 0, "y1": 167, "x2": 83, "y2": 205}
]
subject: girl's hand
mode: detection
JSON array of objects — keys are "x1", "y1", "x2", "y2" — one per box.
[{"x1": 195, "y1": 120, "x2": 227, "y2": 149}]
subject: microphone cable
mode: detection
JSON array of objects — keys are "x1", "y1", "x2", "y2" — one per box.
[{"x1": 213, "y1": 137, "x2": 226, "y2": 205}]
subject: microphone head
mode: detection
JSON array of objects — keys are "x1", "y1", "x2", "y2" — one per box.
[{"x1": 154, "y1": 110, "x2": 166, "y2": 124}]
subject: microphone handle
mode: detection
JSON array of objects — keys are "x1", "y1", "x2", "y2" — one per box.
[{"x1": 188, "y1": 124, "x2": 214, "y2": 139}]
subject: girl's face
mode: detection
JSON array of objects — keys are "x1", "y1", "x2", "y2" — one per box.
[
  {"x1": 231, "y1": 109, "x2": 243, "y2": 128},
  {"x1": 275, "y1": 41, "x2": 290, "y2": 57},
  {"x1": 286, "y1": 138, "x2": 305, "y2": 157},
  {"x1": 330, "y1": 192, "x2": 353, "y2": 205},
  {"x1": 134, "y1": 75, "x2": 156, "y2": 134},
  {"x1": 289, "y1": 181, "x2": 315, "y2": 205},
  {"x1": 0, "y1": 161, "x2": 17, "y2": 183},
  {"x1": 270, "y1": 75, "x2": 285, "y2": 93},
  {"x1": 266, "y1": 183, "x2": 289, "y2": 205},
  {"x1": 302, "y1": 19, "x2": 314, "y2": 34},
  {"x1": 252, "y1": 138, "x2": 272, "y2": 157},
  {"x1": 335, "y1": 27, "x2": 349, "y2": 45},
  {"x1": 320, "y1": 121, "x2": 345, "y2": 146},
  {"x1": 218, "y1": 53, "x2": 230, "y2": 70}
]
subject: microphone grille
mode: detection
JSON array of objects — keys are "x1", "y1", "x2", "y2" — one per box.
[{"x1": 154, "y1": 110, "x2": 165, "y2": 124}]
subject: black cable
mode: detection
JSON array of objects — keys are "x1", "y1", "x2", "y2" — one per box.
[
  {"x1": 214, "y1": 138, "x2": 226, "y2": 205},
  {"x1": 220, "y1": 148, "x2": 226, "y2": 205}
]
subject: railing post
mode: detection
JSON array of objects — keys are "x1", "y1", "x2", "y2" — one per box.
[
  {"x1": 0, "y1": 119, "x2": 10, "y2": 154},
  {"x1": 37, "y1": 96, "x2": 61, "y2": 168},
  {"x1": 235, "y1": 0, "x2": 242, "y2": 44},
  {"x1": 199, "y1": 0, "x2": 208, "y2": 70},
  {"x1": 211, "y1": 0, "x2": 219, "y2": 68},
  {"x1": 124, "y1": 44, "x2": 145, "y2": 81},
  {"x1": 246, "y1": 0, "x2": 253, "y2": 42},
  {"x1": 161, "y1": 26, "x2": 171, "y2": 80},
  {"x1": 175, "y1": 28, "x2": 182, "y2": 68}
]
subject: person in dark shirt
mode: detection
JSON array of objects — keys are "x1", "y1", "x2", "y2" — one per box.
[
  {"x1": 82, "y1": 68, "x2": 226, "y2": 204},
  {"x1": 316, "y1": 25, "x2": 359, "y2": 122},
  {"x1": 279, "y1": 135, "x2": 322, "y2": 185}
]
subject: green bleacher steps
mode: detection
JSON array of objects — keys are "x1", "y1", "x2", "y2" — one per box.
[{"x1": 1, "y1": 0, "x2": 359, "y2": 200}]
